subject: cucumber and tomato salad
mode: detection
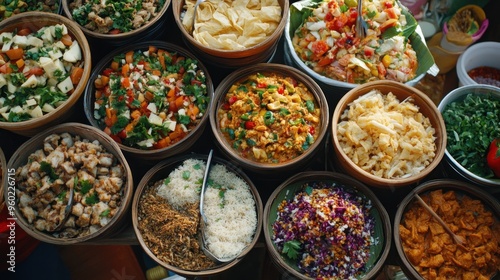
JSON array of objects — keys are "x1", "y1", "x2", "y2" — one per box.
[{"x1": 93, "y1": 45, "x2": 210, "y2": 150}]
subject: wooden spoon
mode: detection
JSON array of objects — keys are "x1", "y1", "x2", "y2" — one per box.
[{"x1": 414, "y1": 193, "x2": 467, "y2": 247}]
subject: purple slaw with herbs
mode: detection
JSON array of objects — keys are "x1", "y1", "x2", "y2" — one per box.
[{"x1": 272, "y1": 182, "x2": 375, "y2": 279}]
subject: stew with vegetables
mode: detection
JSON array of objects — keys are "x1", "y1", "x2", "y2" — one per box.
[
  {"x1": 0, "y1": 24, "x2": 85, "y2": 122},
  {"x1": 0, "y1": 0, "x2": 60, "y2": 21},
  {"x1": 92, "y1": 46, "x2": 210, "y2": 150},
  {"x1": 217, "y1": 72, "x2": 322, "y2": 164}
]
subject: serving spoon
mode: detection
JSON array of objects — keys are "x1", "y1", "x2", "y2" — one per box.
[
  {"x1": 48, "y1": 186, "x2": 74, "y2": 232},
  {"x1": 355, "y1": 0, "x2": 367, "y2": 39},
  {"x1": 198, "y1": 150, "x2": 237, "y2": 263},
  {"x1": 190, "y1": 0, "x2": 206, "y2": 34},
  {"x1": 414, "y1": 193, "x2": 467, "y2": 247}
]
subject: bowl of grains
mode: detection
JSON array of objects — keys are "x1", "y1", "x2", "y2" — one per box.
[
  {"x1": 264, "y1": 171, "x2": 392, "y2": 279},
  {"x1": 62, "y1": 0, "x2": 170, "y2": 46},
  {"x1": 394, "y1": 179, "x2": 500, "y2": 280},
  {"x1": 132, "y1": 153, "x2": 263, "y2": 278},
  {"x1": 210, "y1": 63, "x2": 329, "y2": 174},
  {"x1": 0, "y1": 0, "x2": 62, "y2": 22},
  {"x1": 331, "y1": 80, "x2": 446, "y2": 189},
  {"x1": 172, "y1": 0, "x2": 288, "y2": 68},
  {"x1": 5, "y1": 122, "x2": 134, "y2": 244},
  {"x1": 0, "y1": 12, "x2": 92, "y2": 136}
]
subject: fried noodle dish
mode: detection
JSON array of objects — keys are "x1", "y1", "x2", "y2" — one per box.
[{"x1": 292, "y1": 0, "x2": 418, "y2": 84}]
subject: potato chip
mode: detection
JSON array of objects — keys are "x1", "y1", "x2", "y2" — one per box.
[{"x1": 182, "y1": 0, "x2": 282, "y2": 50}]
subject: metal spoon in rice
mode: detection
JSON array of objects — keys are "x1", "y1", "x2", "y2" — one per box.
[{"x1": 199, "y1": 149, "x2": 236, "y2": 263}]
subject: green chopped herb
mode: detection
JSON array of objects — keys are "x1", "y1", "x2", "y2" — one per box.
[
  {"x1": 100, "y1": 209, "x2": 111, "y2": 217},
  {"x1": 85, "y1": 192, "x2": 99, "y2": 205},
  {"x1": 283, "y1": 240, "x2": 301, "y2": 260},
  {"x1": 40, "y1": 161, "x2": 58, "y2": 181}
]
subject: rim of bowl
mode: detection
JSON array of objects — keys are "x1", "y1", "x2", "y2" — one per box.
[
  {"x1": 131, "y1": 152, "x2": 263, "y2": 277},
  {"x1": 263, "y1": 171, "x2": 392, "y2": 280},
  {"x1": 172, "y1": 0, "x2": 289, "y2": 58},
  {"x1": 0, "y1": 12, "x2": 92, "y2": 134},
  {"x1": 331, "y1": 80, "x2": 447, "y2": 188},
  {"x1": 283, "y1": 2, "x2": 427, "y2": 89},
  {"x1": 393, "y1": 179, "x2": 500, "y2": 279},
  {"x1": 438, "y1": 84, "x2": 500, "y2": 187},
  {"x1": 83, "y1": 40, "x2": 214, "y2": 157},
  {"x1": 456, "y1": 41, "x2": 500, "y2": 86},
  {"x1": 5, "y1": 122, "x2": 134, "y2": 244},
  {"x1": 209, "y1": 63, "x2": 330, "y2": 172},
  {"x1": 61, "y1": 0, "x2": 171, "y2": 39}
]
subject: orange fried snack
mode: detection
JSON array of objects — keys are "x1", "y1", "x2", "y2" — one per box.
[{"x1": 400, "y1": 189, "x2": 500, "y2": 280}]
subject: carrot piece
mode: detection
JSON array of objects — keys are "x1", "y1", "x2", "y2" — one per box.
[
  {"x1": 17, "y1": 28, "x2": 32, "y2": 36},
  {"x1": 131, "y1": 110, "x2": 141, "y2": 119},
  {"x1": 95, "y1": 90, "x2": 103, "y2": 99},
  {"x1": 16, "y1": 58, "x2": 24, "y2": 69},
  {"x1": 106, "y1": 107, "x2": 114, "y2": 119},
  {"x1": 111, "y1": 61, "x2": 119, "y2": 71},
  {"x1": 125, "y1": 122, "x2": 135, "y2": 132},
  {"x1": 94, "y1": 76, "x2": 109, "y2": 89},
  {"x1": 167, "y1": 87, "x2": 176, "y2": 99},
  {"x1": 70, "y1": 67, "x2": 84, "y2": 85},
  {"x1": 0, "y1": 63, "x2": 13, "y2": 74},
  {"x1": 158, "y1": 50, "x2": 166, "y2": 69},
  {"x1": 169, "y1": 125, "x2": 186, "y2": 141},
  {"x1": 188, "y1": 103, "x2": 200, "y2": 119},
  {"x1": 125, "y1": 51, "x2": 134, "y2": 64},
  {"x1": 121, "y1": 77, "x2": 130, "y2": 88},
  {"x1": 5, "y1": 48, "x2": 23, "y2": 60},
  {"x1": 121, "y1": 63, "x2": 130, "y2": 77},
  {"x1": 152, "y1": 69, "x2": 161, "y2": 77},
  {"x1": 175, "y1": 96, "x2": 185, "y2": 109},
  {"x1": 144, "y1": 91, "x2": 154, "y2": 101},
  {"x1": 148, "y1": 45, "x2": 157, "y2": 54},
  {"x1": 103, "y1": 126, "x2": 112, "y2": 135},
  {"x1": 153, "y1": 137, "x2": 171, "y2": 149},
  {"x1": 61, "y1": 34, "x2": 73, "y2": 47}
]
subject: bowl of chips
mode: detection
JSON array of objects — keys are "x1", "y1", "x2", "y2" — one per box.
[
  {"x1": 283, "y1": 0, "x2": 436, "y2": 98},
  {"x1": 209, "y1": 63, "x2": 329, "y2": 174},
  {"x1": 132, "y1": 152, "x2": 263, "y2": 278},
  {"x1": 331, "y1": 80, "x2": 447, "y2": 189},
  {"x1": 264, "y1": 171, "x2": 392, "y2": 279},
  {"x1": 173, "y1": 0, "x2": 289, "y2": 68},
  {"x1": 0, "y1": 11, "x2": 92, "y2": 137},
  {"x1": 83, "y1": 41, "x2": 214, "y2": 162},
  {"x1": 62, "y1": 0, "x2": 170, "y2": 46},
  {"x1": 394, "y1": 179, "x2": 500, "y2": 280}
]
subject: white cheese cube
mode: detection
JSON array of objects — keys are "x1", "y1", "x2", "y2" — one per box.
[
  {"x1": 7, "y1": 81, "x2": 17, "y2": 94},
  {"x1": 63, "y1": 40, "x2": 82, "y2": 63},
  {"x1": 11, "y1": 106, "x2": 22, "y2": 113},
  {"x1": 54, "y1": 41, "x2": 65, "y2": 50},
  {"x1": 0, "y1": 32, "x2": 13, "y2": 45},
  {"x1": 13, "y1": 35, "x2": 28, "y2": 47},
  {"x1": 41, "y1": 27, "x2": 53, "y2": 43},
  {"x1": 0, "y1": 105, "x2": 10, "y2": 114},
  {"x1": 42, "y1": 103, "x2": 56, "y2": 113},
  {"x1": 1, "y1": 40, "x2": 13, "y2": 53},
  {"x1": 21, "y1": 75, "x2": 39, "y2": 88},
  {"x1": 49, "y1": 49, "x2": 63, "y2": 60},
  {"x1": 146, "y1": 102, "x2": 157, "y2": 113},
  {"x1": 148, "y1": 113, "x2": 163, "y2": 126},
  {"x1": 1, "y1": 112, "x2": 9, "y2": 120},
  {"x1": 30, "y1": 106, "x2": 43, "y2": 118},
  {"x1": 26, "y1": 99, "x2": 37, "y2": 106},
  {"x1": 57, "y1": 76, "x2": 73, "y2": 94},
  {"x1": 0, "y1": 97, "x2": 4, "y2": 106},
  {"x1": 39, "y1": 57, "x2": 58, "y2": 78},
  {"x1": 27, "y1": 36, "x2": 43, "y2": 47},
  {"x1": 0, "y1": 74, "x2": 6, "y2": 88},
  {"x1": 163, "y1": 120, "x2": 176, "y2": 132}
]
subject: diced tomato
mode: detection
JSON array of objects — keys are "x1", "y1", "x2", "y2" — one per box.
[
  {"x1": 169, "y1": 101, "x2": 178, "y2": 112},
  {"x1": 257, "y1": 83, "x2": 266, "y2": 88},
  {"x1": 102, "y1": 68, "x2": 114, "y2": 76},
  {"x1": 309, "y1": 126, "x2": 315, "y2": 135},
  {"x1": 117, "y1": 129, "x2": 127, "y2": 139},
  {"x1": 221, "y1": 102, "x2": 230, "y2": 110},
  {"x1": 108, "y1": 29, "x2": 121, "y2": 34},
  {"x1": 109, "y1": 134, "x2": 122, "y2": 143},
  {"x1": 311, "y1": 40, "x2": 329, "y2": 56},
  {"x1": 384, "y1": 1, "x2": 393, "y2": 8},
  {"x1": 245, "y1": 121, "x2": 256, "y2": 130},
  {"x1": 364, "y1": 46, "x2": 375, "y2": 57},
  {"x1": 17, "y1": 28, "x2": 32, "y2": 36},
  {"x1": 228, "y1": 96, "x2": 238, "y2": 105},
  {"x1": 0, "y1": 63, "x2": 13, "y2": 74},
  {"x1": 278, "y1": 86, "x2": 284, "y2": 94},
  {"x1": 347, "y1": 7, "x2": 358, "y2": 25},
  {"x1": 191, "y1": 79, "x2": 202, "y2": 86},
  {"x1": 317, "y1": 56, "x2": 334, "y2": 67},
  {"x1": 121, "y1": 77, "x2": 131, "y2": 88}
]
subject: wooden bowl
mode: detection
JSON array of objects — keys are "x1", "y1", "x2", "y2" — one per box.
[
  {"x1": 83, "y1": 41, "x2": 214, "y2": 162},
  {"x1": 393, "y1": 179, "x2": 500, "y2": 280},
  {"x1": 0, "y1": 12, "x2": 92, "y2": 136},
  {"x1": 0, "y1": 147, "x2": 5, "y2": 211},
  {"x1": 263, "y1": 171, "x2": 391, "y2": 279},
  {"x1": 331, "y1": 80, "x2": 446, "y2": 189},
  {"x1": 172, "y1": 0, "x2": 289, "y2": 68},
  {"x1": 132, "y1": 153, "x2": 263, "y2": 278},
  {"x1": 209, "y1": 63, "x2": 329, "y2": 174},
  {"x1": 62, "y1": 0, "x2": 170, "y2": 46},
  {"x1": 5, "y1": 123, "x2": 134, "y2": 244},
  {"x1": 0, "y1": 0, "x2": 62, "y2": 21}
]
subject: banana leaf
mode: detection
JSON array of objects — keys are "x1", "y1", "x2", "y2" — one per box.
[{"x1": 289, "y1": 0, "x2": 438, "y2": 77}]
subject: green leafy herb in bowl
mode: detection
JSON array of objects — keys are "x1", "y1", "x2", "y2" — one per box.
[{"x1": 438, "y1": 84, "x2": 500, "y2": 190}]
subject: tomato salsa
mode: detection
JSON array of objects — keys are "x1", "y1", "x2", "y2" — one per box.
[
  {"x1": 92, "y1": 46, "x2": 210, "y2": 150},
  {"x1": 467, "y1": 66, "x2": 500, "y2": 87},
  {"x1": 217, "y1": 72, "x2": 321, "y2": 164}
]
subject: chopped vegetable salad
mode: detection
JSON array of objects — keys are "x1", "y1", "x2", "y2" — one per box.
[
  {"x1": 0, "y1": 24, "x2": 85, "y2": 122},
  {"x1": 92, "y1": 45, "x2": 210, "y2": 150}
]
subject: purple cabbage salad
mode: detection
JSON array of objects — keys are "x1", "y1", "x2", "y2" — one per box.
[{"x1": 272, "y1": 181, "x2": 376, "y2": 279}]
